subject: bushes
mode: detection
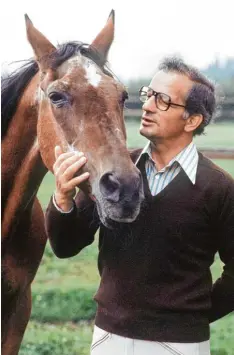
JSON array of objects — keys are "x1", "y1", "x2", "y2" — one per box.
[{"x1": 31, "y1": 287, "x2": 97, "y2": 322}]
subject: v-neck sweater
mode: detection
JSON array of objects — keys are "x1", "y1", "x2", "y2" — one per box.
[{"x1": 45, "y1": 150, "x2": 234, "y2": 342}]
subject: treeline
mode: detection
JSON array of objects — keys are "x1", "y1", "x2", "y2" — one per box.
[{"x1": 126, "y1": 57, "x2": 234, "y2": 95}]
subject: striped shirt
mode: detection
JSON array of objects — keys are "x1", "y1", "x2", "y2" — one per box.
[{"x1": 135, "y1": 141, "x2": 199, "y2": 196}]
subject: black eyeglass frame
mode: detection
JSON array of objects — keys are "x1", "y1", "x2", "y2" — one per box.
[{"x1": 139, "y1": 86, "x2": 186, "y2": 111}]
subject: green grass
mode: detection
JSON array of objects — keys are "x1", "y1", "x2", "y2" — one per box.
[
  {"x1": 213, "y1": 159, "x2": 234, "y2": 177},
  {"x1": 210, "y1": 314, "x2": 234, "y2": 355},
  {"x1": 30, "y1": 242, "x2": 99, "y2": 322},
  {"x1": 126, "y1": 120, "x2": 234, "y2": 149},
  {"x1": 31, "y1": 287, "x2": 97, "y2": 322},
  {"x1": 19, "y1": 321, "x2": 93, "y2": 355},
  {"x1": 34, "y1": 241, "x2": 99, "y2": 288}
]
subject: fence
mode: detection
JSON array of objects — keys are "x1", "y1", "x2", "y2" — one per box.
[{"x1": 125, "y1": 96, "x2": 234, "y2": 123}]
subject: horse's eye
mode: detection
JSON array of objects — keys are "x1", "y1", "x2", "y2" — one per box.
[{"x1": 48, "y1": 92, "x2": 69, "y2": 107}]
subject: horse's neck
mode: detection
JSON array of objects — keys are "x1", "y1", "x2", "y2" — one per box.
[{"x1": 1, "y1": 74, "x2": 47, "y2": 238}]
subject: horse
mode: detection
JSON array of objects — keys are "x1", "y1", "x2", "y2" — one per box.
[{"x1": 1, "y1": 10, "x2": 144, "y2": 355}]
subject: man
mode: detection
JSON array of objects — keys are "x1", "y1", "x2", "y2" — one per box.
[{"x1": 45, "y1": 57, "x2": 234, "y2": 355}]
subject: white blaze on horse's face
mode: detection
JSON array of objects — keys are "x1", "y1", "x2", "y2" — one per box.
[
  {"x1": 85, "y1": 60, "x2": 101, "y2": 87},
  {"x1": 66, "y1": 55, "x2": 102, "y2": 87}
]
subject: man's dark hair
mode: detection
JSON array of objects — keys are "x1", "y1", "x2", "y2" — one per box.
[{"x1": 158, "y1": 57, "x2": 217, "y2": 136}]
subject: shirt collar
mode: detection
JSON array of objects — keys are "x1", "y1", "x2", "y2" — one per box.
[
  {"x1": 135, "y1": 141, "x2": 150, "y2": 166},
  {"x1": 135, "y1": 141, "x2": 199, "y2": 184}
]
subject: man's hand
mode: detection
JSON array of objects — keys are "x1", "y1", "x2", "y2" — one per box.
[{"x1": 53, "y1": 146, "x2": 90, "y2": 212}]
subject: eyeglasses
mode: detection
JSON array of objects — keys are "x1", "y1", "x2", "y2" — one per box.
[{"x1": 139, "y1": 86, "x2": 186, "y2": 111}]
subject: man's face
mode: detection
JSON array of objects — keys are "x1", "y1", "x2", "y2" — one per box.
[{"x1": 139, "y1": 71, "x2": 193, "y2": 141}]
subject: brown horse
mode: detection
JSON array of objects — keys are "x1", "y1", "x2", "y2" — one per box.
[{"x1": 1, "y1": 10, "x2": 144, "y2": 355}]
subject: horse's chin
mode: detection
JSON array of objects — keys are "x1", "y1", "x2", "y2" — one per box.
[
  {"x1": 95, "y1": 200, "x2": 140, "y2": 229},
  {"x1": 100, "y1": 217, "x2": 116, "y2": 229},
  {"x1": 100, "y1": 217, "x2": 134, "y2": 229}
]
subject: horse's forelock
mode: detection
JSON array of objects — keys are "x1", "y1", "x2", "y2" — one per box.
[{"x1": 51, "y1": 42, "x2": 113, "y2": 78}]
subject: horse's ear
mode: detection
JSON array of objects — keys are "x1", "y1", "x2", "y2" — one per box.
[
  {"x1": 25, "y1": 14, "x2": 56, "y2": 70},
  {"x1": 91, "y1": 10, "x2": 115, "y2": 62}
]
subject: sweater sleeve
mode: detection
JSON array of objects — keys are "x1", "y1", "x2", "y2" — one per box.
[
  {"x1": 209, "y1": 175, "x2": 234, "y2": 323},
  {"x1": 45, "y1": 190, "x2": 100, "y2": 258}
]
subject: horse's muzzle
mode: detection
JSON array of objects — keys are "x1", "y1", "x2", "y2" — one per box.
[{"x1": 98, "y1": 170, "x2": 144, "y2": 225}]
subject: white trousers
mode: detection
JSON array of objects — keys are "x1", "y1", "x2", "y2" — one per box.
[{"x1": 90, "y1": 326, "x2": 210, "y2": 355}]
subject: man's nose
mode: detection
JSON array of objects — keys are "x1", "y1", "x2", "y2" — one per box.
[{"x1": 142, "y1": 96, "x2": 156, "y2": 112}]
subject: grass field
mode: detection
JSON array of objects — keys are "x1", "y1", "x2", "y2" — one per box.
[
  {"x1": 126, "y1": 120, "x2": 234, "y2": 149},
  {"x1": 21, "y1": 122, "x2": 234, "y2": 355}
]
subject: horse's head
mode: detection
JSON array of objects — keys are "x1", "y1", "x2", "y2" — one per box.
[{"x1": 25, "y1": 11, "x2": 144, "y2": 228}]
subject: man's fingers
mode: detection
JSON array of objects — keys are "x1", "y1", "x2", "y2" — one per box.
[
  {"x1": 62, "y1": 157, "x2": 87, "y2": 181},
  {"x1": 64, "y1": 172, "x2": 90, "y2": 191},
  {"x1": 55, "y1": 145, "x2": 63, "y2": 160},
  {"x1": 53, "y1": 151, "x2": 84, "y2": 173},
  {"x1": 56, "y1": 155, "x2": 87, "y2": 178},
  {"x1": 53, "y1": 147, "x2": 89, "y2": 195}
]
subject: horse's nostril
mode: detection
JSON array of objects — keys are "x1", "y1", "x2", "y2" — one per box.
[{"x1": 99, "y1": 173, "x2": 120, "y2": 202}]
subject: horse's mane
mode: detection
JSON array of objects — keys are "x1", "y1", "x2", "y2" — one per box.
[{"x1": 1, "y1": 41, "x2": 113, "y2": 140}]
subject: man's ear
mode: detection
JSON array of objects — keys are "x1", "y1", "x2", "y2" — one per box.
[{"x1": 184, "y1": 114, "x2": 203, "y2": 133}]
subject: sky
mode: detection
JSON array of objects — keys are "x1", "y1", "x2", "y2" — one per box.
[{"x1": 1, "y1": 0, "x2": 234, "y2": 81}]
